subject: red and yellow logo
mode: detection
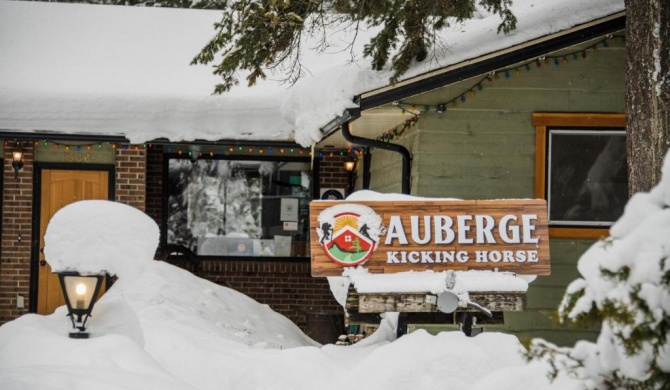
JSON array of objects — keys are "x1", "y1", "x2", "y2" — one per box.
[{"x1": 316, "y1": 205, "x2": 383, "y2": 267}]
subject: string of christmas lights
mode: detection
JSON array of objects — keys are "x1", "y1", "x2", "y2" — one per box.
[
  {"x1": 374, "y1": 115, "x2": 420, "y2": 143},
  {"x1": 167, "y1": 145, "x2": 313, "y2": 158},
  {"x1": 395, "y1": 34, "x2": 625, "y2": 115},
  {"x1": 19, "y1": 140, "x2": 316, "y2": 157},
  {"x1": 317, "y1": 147, "x2": 366, "y2": 158},
  {"x1": 30, "y1": 140, "x2": 146, "y2": 151}
]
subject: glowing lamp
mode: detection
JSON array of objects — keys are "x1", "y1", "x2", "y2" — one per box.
[
  {"x1": 344, "y1": 158, "x2": 356, "y2": 173},
  {"x1": 56, "y1": 272, "x2": 105, "y2": 339},
  {"x1": 343, "y1": 155, "x2": 358, "y2": 195},
  {"x1": 11, "y1": 142, "x2": 24, "y2": 178}
]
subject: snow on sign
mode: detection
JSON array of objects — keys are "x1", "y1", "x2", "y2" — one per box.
[{"x1": 310, "y1": 199, "x2": 550, "y2": 277}]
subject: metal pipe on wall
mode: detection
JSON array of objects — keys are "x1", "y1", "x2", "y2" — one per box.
[{"x1": 340, "y1": 119, "x2": 412, "y2": 195}]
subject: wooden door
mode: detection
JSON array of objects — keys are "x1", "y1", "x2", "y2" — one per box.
[{"x1": 38, "y1": 169, "x2": 109, "y2": 315}]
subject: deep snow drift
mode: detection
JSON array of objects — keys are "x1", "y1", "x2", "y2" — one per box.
[{"x1": 0, "y1": 201, "x2": 577, "y2": 390}]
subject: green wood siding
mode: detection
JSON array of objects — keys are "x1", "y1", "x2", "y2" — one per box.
[{"x1": 365, "y1": 36, "x2": 624, "y2": 346}]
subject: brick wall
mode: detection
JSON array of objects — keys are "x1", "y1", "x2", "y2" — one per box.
[
  {"x1": 318, "y1": 153, "x2": 352, "y2": 196},
  {"x1": 0, "y1": 143, "x2": 34, "y2": 322},
  {"x1": 145, "y1": 145, "x2": 163, "y2": 223},
  {"x1": 115, "y1": 147, "x2": 147, "y2": 211},
  {"x1": 0, "y1": 143, "x2": 148, "y2": 324}
]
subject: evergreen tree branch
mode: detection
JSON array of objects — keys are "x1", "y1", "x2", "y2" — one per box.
[{"x1": 192, "y1": 0, "x2": 517, "y2": 93}]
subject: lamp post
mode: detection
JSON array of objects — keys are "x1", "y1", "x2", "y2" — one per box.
[
  {"x1": 343, "y1": 155, "x2": 357, "y2": 195},
  {"x1": 56, "y1": 272, "x2": 105, "y2": 339}
]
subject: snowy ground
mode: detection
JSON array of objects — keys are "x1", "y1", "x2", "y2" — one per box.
[
  {"x1": 0, "y1": 259, "x2": 581, "y2": 390},
  {"x1": 0, "y1": 199, "x2": 579, "y2": 390}
]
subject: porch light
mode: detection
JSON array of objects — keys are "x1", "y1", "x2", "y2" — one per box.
[
  {"x1": 11, "y1": 142, "x2": 24, "y2": 178},
  {"x1": 344, "y1": 155, "x2": 357, "y2": 194},
  {"x1": 56, "y1": 271, "x2": 105, "y2": 339},
  {"x1": 344, "y1": 155, "x2": 356, "y2": 173}
]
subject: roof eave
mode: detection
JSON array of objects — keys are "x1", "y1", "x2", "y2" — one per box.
[{"x1": 358, "y1": 11, "x2": 626, "y2": 111}]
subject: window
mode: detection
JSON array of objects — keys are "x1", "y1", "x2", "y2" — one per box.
[
  {"x1": 533, "y1": 113, "x2": 626, "y2": 238},
  {"x1": 166, "y1": 156, "x2": 312, "y2": 257}
]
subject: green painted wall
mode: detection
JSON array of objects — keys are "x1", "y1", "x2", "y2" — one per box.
[
  {"x1": 365, "y1": 130, "x2": 420, "y2": 194},
  {"x1": 365, "y1": 36, "x2": 625, "y2": 346}
]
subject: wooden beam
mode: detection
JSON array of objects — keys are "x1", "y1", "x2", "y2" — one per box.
[
  {"x1": 349, "y1": 291, "x2": 526, "y2": 313},
  {"x1": 531, "y1": 113, "x2": 625, "y2": 127}
]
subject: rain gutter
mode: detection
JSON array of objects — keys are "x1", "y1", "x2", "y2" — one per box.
[{"x1": 341, "y1": 108, "x2": 412, "y2": 195}]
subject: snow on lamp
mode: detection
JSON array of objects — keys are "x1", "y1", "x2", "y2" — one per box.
[{"x1": 56, "y1": 271, "x2": 105, "y2": 339}]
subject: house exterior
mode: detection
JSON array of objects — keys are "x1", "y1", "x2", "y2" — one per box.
[
  {"x1": 0, "y1": 0, "x2": 626, "y2": 345},
  {"x1": 347, "y1": 22, "x2": 626, "y2": 345}
]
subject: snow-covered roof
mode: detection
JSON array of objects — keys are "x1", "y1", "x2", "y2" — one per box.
[{"x1": 0, "y1": 0, "x2": 624, "y2": 146}]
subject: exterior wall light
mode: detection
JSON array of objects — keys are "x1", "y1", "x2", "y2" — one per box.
[
  {"x1": 56, "y1": 272, "x2": 105, "y2": 339},
  {"x1": 344, "y1": 155, "x2": 357, "y2": 195},
  {"x1": 11, "y1": 142, "x2": 24, "y2": 178}
]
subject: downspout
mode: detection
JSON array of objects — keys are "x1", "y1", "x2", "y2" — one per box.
[{"x1": 341, "y1": 109, "x2": 412, "y2": 195}]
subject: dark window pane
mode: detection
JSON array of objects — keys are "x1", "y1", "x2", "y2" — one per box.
[{"x1": 548, "y1": 130, "x2": 627, "y2": 226}]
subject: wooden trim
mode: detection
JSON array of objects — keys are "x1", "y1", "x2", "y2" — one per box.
[
  {"x1": 534, "y1": 125, "x2": 547, "y2": 199},
  {"x1": 549, "y1": 227, "x2": 610, "y2": 239},
  {"x1": 533, "y1": 112, "x2": 624, "y2": 239},
  {"x1": 532, "y1": 113, "x2": 625, "y2": 128}
]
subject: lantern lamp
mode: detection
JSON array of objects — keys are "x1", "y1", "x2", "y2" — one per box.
[
  {"x1": 56, "y1": 272, "x2": 105, "y2": 339},
  {"x1": 11, "y1": 142, "x2": 24, "y2": 179},
  {"x1": 343, "y1": 155, "x2": 358, "y2": 195}
]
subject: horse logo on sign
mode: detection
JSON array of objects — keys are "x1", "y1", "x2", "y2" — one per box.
[{"x1": 316, "y1": 204, "x2": 384, "y2": 267}]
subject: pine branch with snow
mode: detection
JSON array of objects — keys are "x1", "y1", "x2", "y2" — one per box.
[{"x1": 190, "y1": 0, "x2": 517, "y2": 93}]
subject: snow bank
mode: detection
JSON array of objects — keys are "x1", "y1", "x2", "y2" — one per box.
[
  {"x1": 0, "y1": 259, "x2": 572, "y2": 389},
  {"x1": 343, "y1": 267, "x2": 528, "y2": 294},
  {"x1": 1, "y1": 192, "x2": 573, "y2": 389}
]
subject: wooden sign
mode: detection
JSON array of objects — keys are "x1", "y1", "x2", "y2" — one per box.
[{"x1": 310, "y1": 199, "x2": 550, "y2": 277}]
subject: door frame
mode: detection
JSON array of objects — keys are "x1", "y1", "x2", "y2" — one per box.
[{"x1": 29, "y1": 162, "x2": 115, "y2": 312}]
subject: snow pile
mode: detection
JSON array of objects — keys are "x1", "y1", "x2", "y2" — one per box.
[
  {"x1": 556, "y1": 152, "x2": 670, "y2": 385},
  {"x1": 0, "y1": 0, "x2": 624, "y2": 146},
  {"x1": 0, "y1": 196, "x2": 577, "y2": 389},
  {"x1": 0, "y1": 261, "x2": 579, "y2": 389},
  {"x1": 343, "y1": 267, "x2": 529, "y2": 294},
  {"x1": 44, "y1": 200, "x2": 159, "y2": 279}
]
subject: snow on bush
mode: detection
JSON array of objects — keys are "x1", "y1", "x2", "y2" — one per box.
[
  {"x1": 530, "y1": 151, "x2": 670, "y2": 388},
  {"x1": 44, "y1": 200, "x2": 160, "y2": 279}
]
